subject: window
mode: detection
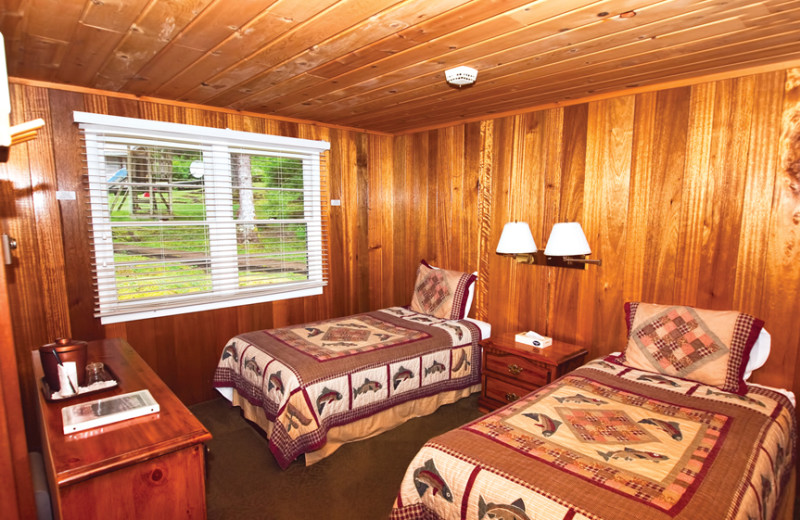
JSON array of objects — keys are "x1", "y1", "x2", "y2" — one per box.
[{"x1": 75, "y1": 112, "x2": 330, "y2": 324}]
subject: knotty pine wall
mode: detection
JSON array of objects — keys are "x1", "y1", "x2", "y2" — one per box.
[
  {"x1": 402, "y1": 68, "x2": 800, "y2": 399},
  {"x1": 0, "y1": 84, "x2": 407, "y2": 442},
  {"x1": 2, "y1": 67, "x2": 800, "y2": 446}
]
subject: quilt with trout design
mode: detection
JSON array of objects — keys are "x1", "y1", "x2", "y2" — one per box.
[
  {"x1": 391, "y1": 357, "x2": 795, "y2": 520},
  {"x1": 213, "y1": 307, "x2": 481, "y2": 468}
]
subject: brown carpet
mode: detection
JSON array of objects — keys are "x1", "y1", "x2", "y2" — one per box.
[{"x1": 190, "y1": 394, "x2": 484, "y2": 520}]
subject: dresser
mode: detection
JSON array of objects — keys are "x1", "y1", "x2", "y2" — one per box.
[
  {"x1": 32, "y1": 338, "x2": 211, "y2": 520},
  {"x1": 479, "y1": 333, "x2": 588, "y2": 412}
]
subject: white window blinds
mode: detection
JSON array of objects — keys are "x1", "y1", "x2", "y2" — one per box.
[{"x1": 75, "y1": 112, "x2": 330, "y2": 324}]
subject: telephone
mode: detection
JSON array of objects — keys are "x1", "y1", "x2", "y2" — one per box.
[{"x1": 515, "y1": 330, "x2": 553, "y2": 348}]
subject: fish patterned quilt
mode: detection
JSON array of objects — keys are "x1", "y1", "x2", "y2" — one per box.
[
  {"x1": 213, "y1": 307, "x2": 481, "y2": 468},
  {"x1": 391, "y1": 357, "x2": 796, "y2": 520}
]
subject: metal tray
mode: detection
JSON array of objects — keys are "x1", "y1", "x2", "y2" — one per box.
[{"x1": 41, "y1": 364, "x2": 119, "y2": 402}]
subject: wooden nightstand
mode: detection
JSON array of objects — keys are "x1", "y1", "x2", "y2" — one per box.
[{"x1": 478, "y1": 332, "x2": 588, "y2": 412}]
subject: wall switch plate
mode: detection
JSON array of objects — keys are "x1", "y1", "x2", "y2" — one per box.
[
  {"x1": 56, "y1": 191, "x2": 76, "y2": 200},
  {"x1": 330, "y1": 199, "x2": 341, "y2": 206}
]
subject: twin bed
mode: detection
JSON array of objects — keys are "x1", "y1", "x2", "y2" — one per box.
[
  {"x1": 391, "y1": 302, "x2": 797, "y2": 520},
  {"x1": 213, "y1": 261, "x2": 486, "y2": 467},
  {"x1": 213, "y1": 265, "x2": 796, "y2": 519}
]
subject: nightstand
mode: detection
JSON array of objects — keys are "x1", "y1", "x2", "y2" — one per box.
[{"x1": 478, "y1": 332, "x2": 588, "y2": 412}]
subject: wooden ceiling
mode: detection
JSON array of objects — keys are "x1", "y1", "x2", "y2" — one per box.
[{"x1": 2, "y1": 0, "x2": 799, "y2": 134}]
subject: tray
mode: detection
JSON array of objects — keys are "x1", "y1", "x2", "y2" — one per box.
[{"x1": 41, "y1": 364, "x2": 119, "y2": 402}]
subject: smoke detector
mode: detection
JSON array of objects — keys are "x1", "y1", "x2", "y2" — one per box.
[{"x1": 445, "y1": 66, "x2": 478, "y2": 87}]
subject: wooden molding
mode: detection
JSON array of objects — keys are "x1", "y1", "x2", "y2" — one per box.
[
  {"x1": 7, "y1": 77, "x2": 393, "y2": 138},
  {"x1": 397, "y1": 59, "x2": 800, "y2": 135},
  {"x1": 475, "y1": 120, "x2": 493, "y2": 323}
]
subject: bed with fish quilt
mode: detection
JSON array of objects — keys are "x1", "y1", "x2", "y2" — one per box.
[
  {"x1": 391, "y1": 357, "x2": 796, "y2": 520},
  {"x1": 213, "y1": 306, "x2": 483, "y2": 469}
]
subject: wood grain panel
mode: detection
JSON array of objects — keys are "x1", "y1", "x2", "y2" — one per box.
[
  {"x1": 21, "y1": 86, "x2": 70, "y2": 341},
  {"x1": 547, "y1": 104, "x2": 587, "y2": 344},
  {"x1": 475, "y1": 120, "x2": 494, "y2": 323},
  {"x1": 0, "y1": 203, "x2": 36, "y2": 519},
  {"x1": 763, "y1": 68, "x2": 800, "y2": 394},
  {"x1": 733, "y1": 73, "x2": 782, "y2": 316},
  {"x1": 367, "y1": 133, "x2": 394, "y2": 309},
  {"x1": 2, "y1": 84, "x2": 381, "y2": 412},
  {"x1": 341, "y1": 9, "x2": 800, "y2": 132},
  {"x1": 56, "y1": 0, "x2": 151, "y2": 86},
  {"x1": 8, "y1": 1, "x2": 800, "y2": 134},
  {"x1": 4, "y1": 66, "x2": 800, "y2": 420},
  {"x1": 673, "y1": 82, "x2": 716, "y2": 307},
  {"x1": 391, "y1": 135, "x2": 411, "y2": 302},
  {"x1": 4, "y1": 85, "x2": 50, "y2": 351},
  {"x1": 401, "y1": 68, "x2": 798, "y2": 398},
  {"x1": 93, "y1": 0, "x2": 217, "y2": 92},
  {"x1": 49, "y1": 89, "x2": 103, "y2": 342},
  {"x1": 2, "y1": 85, "x2": 55, "y2": 445},
  {"x1": 583, "y1": 96, "x2": 635, "y2": 352},
  {"x1": 626, "y1": 88, "x2": 690, "y2": 304},
  {"x1": 696, "y1": 77, "x2": 756, "y2": 309},
  {"x1": 485, "y1": 116, "x2": 518, "y2": 336}
]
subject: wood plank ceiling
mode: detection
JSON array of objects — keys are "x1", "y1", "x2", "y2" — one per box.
[{"x1": 1, "y1": 0, "x2": 799, "y2": 134}]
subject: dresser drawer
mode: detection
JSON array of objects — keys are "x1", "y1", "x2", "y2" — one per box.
[
  {"x1": 484, "y1": 350, "x2": 550, "y2": 387},
  {"x1": 483, "y1": 376, "x2": 533, "y2": 406}
]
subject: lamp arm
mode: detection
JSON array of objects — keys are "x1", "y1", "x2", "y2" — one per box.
[{"x1": 563, "y1": 257, "x2": 602, "y2": 266}]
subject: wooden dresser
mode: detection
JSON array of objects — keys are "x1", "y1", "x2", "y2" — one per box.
[
  {"x1": 32, "y1": 338, "x2": 211, "y2": 520},
  {"x1": 479, "y1": 333, "x2": 588, "y2": 412}
]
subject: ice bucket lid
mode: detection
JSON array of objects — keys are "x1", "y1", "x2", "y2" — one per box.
[{"x1": 40, "y1": 337, "x2": 87, "y2": 352}]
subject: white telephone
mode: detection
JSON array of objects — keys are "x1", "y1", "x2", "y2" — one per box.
[{"x1": 515, "y1": 330, "x2": 553, "y2": 348}]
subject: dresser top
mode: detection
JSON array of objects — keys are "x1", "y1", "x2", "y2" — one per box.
[{"x1": 33, "y1": 338, "x2": 211, "y2": 486}]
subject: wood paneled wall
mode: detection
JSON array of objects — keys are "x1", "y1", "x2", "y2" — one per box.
[
  {"x1": 0, "y1": 84, "x2": 411, "y2": 435},
  {"x1": 2, "y1": 66, "x2": 800, "y2": 443},
  {"x1": 398, "y1": 69, "x2": 800, "y2": 396}
]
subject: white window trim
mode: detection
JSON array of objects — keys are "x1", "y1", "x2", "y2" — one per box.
[{"x1": 75, "y1": 111, "x2": 330, "y2": 324}]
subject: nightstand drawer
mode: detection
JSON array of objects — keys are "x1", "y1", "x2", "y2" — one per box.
[
  {"x1": 484, "y1": 350, "x2": 550, "y2": 387},
  {"x1": 483, "y1": 376, "x2": 532, "y2": 406}
]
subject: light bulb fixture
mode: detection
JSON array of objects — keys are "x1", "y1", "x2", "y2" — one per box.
[
  {"x1": 543, "y1": 222, "x2": 602, "y2": 269},
  {"x1": 495, "y1": 222, "x2": 542, "y2": 264},
  {"x1": 496, "y1": 221, "x2": 602, "y2": 269},
  {"x1": 445, "y1": 66, "x2": 478, "y2": 87}
]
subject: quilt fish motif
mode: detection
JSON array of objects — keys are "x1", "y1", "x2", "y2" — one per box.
[
  {"x1": 213, "y1": 307, "x2": 482, "y2": 468},
  {"x1": 391, "y1": 357, "x2": 796, "y2": 520}
]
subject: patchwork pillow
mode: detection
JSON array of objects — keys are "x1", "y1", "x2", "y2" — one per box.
[
  {"x1": 622, "y1": 302, "x2": 764, "y2": 395},
  {"x1": 409, "y1": 260, "x2": 477, "y2": 320}
]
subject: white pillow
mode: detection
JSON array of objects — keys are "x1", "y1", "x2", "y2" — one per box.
[
  {"x1": 744, "y1": 328, "x2": 771, "y2": 380},
  {"x1": 463, "y1": 272, "x2": 477, "y2": 317},
  {"x1": 425, "y1": 262, "x2": 477, "y2": 319}
]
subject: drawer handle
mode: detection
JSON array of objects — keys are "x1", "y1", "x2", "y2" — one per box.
[
  {"x1": 505, "y1": 392, "x2": 519, "y2": 402},
  {"x1": 507, "y1": 364, "x2": 523, "y2": 376}
]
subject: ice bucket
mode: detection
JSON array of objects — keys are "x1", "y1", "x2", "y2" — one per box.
[{"x1": 39, "y1": 338, "x2": 88, "y2": 392}]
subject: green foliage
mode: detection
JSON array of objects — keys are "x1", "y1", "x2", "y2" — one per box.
[{"x1": 107, "y1": 149, "x2": 314, "y2": 301}]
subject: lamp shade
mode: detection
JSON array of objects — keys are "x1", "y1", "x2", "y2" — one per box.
[
  {"x1": 544, "y1": 222, "x2": 591, "y2": 256},
  {"x1": 496, "y1": 222, "x2": 537, "y2": 254}
]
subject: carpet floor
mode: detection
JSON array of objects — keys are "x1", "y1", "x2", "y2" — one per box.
[{"x1": 189, "y1": 394, "x2": 484, "y2": 520}]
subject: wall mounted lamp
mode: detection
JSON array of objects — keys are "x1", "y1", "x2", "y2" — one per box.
[{"x1": 495, "y1": 221, "x2": 602, "y2": 269}]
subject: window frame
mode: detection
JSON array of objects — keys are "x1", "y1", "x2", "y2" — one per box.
[{"x1": 75, "y1": 111, "x2": 330, "y2": 324}]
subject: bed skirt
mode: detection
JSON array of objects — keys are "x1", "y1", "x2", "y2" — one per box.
[
  {"x1": 776, "y1": 466, "x2": 796, "y2": 520},
  {"x1": 227, "y1": 383, "x2": 481, "y2": 465}
]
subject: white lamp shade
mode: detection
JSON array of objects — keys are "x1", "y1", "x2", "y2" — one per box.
[
  {"x1": 544, "y1": 222, "x2": 591, "y2": 256},
  {"x1": 496, "y1": 222, "x2": 537, "y2": 254}
]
